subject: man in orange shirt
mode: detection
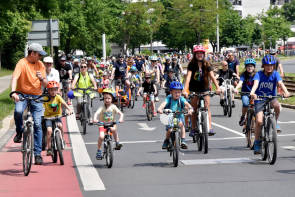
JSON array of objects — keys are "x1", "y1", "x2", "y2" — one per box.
[{"x1": 11, "y1": 43, "x2": 47, "y2": 165}]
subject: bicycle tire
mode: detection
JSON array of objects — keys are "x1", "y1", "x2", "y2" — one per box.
[
  {"x1": 22, "y1": 127, "x2": 33, "y2": 176},
  {"x1": 201, "y1": 112, "x2": 209, "y2": 154},
  {"x1": 227, "y1": 90, "x2": 232, "y2": 117},
  {"x1": 82, "y1": 103, "x2": 87, "y2": 135},
  {"x1": 105, "y1": 141, "x2": 113, "y2": 168},
  {"x1": 55, "y1": 130, "x2": 64, "y2": 165},
  {"x1": 267, "y1": 117, "x2": 277, "y2": 165},
  {"x1": 131, "y1": 89, "x2": 135, "y2": 109},
  {"x1": 146, "y1": 102, "x2": 152, "y2": 121},
  {"x1": 261, "y1": 125, "x2": 268, "y2": 161},
  {"x1": 172, "y1": 132, "x2": 179, "y2": 167},
  {"x1": 52, "y1": 136, "x2": 57, "y2": 163},
  {"x1": 246, "y1": 112, "x2": 255, "y2": 149}
]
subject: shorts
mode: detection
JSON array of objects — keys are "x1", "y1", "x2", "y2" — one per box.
[
  {"x1": 99, "y1": 126, "x2": 114, "y2": 134},
  {"x1": 165, "y1": 115, "x2": 185, "y2": 131},
  {"x1": 241, "y1": 95, "x2": 250, "y2": 107},
  {"x1": 254, "y1": 99, "x2": 277, "y2": 115},
  {"x1": 45, "y1": 118, "x2": 62, "y2": 128},
  {"x1": 143, "y1": 93, "x2": 154, "y2": 101}
]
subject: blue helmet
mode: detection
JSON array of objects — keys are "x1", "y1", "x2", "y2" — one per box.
[
  {"x1": 244, "y1": 58, "x2": 256, "y2": 67},
  {"x1": 67, "y1": 90, "x2": 75, "y2": 99},
  {"x1": 130, "y1": 66, "x2": 137, "y2": 72},
  {"x1": 262, "y1": 55, "x2": 276, "y2": 65},
  {"x1": 169, "y1": 81, "x2": 183, "y2": 90}
]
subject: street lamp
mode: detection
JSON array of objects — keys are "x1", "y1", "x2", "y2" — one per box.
[{"x1": 147, "y1": 8, "x2": 155, "y2": 53}]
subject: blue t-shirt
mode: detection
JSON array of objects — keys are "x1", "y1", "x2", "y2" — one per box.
[
  {"x1": 240, "y1": 72, "x2": 255, "y2": 93},
  {"x1": 114, "y1": 61, "x2": 127, "y2": 78},
  {"x1": 135, "y1": 60, "x2": 144, "y2": 72},
  {"x1": 164, "y1": 95, "x2": 187, "y2": 118},
  {"x1": 254, "y1": 70, "x2": 282, "y2": 97},
  {"x1": 227, "y1": 58, "x2": 239, "y2": 73}
]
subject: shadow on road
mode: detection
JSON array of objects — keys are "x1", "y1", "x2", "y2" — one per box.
[
  {"x1": 133, "y1": 162, "x2": 172, "y2": 168},
  {"x1": 277, "y1": 169, "x2": 295, "y2": 174},
  {"x1": 0, "y1": 168, "x2": 38, "y2": 177}
]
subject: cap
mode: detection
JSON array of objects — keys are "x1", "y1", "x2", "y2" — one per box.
[
  {"x1": 60, "y1": 56, "x2": 66, "y2": 61},
  {"x1": 43, "y1": 56, "x2": 53, "y2": 63},
  {"x1": 28, "y1": 43, "x2": 47, "y2": 56},
  {"x1": 269, "y1": 49, "x2": 276, "y2": 55},
  {"x1": 73, "y1": 58, "x2": 79, "y2": 63}
]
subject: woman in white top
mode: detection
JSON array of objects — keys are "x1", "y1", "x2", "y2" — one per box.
[{"x1": 43, "y1": 56, "x2": 60, "y2": 87}]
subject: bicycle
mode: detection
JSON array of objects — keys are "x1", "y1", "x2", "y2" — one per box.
[
  {"x1": 256, "y1": 94, "x2": 281, "y2": 165},
  {"x1": 240, "y1": 92, "x2": 255, "y2": 149},
  {"x1": 10, "y1": 91, "x2": 49, "y2": 176},
  {"x1": 114, "y1": 78, "x2": 130, "y2": 112},
  {"x1": 93, "y1": 121, "x2": 119, "y2": 168},
  {"x1": 61, "y1": 79, "x2": 70, "y2": 102},
  {"x1": 145, "y1": 93, "x2": 154, "y2": 121},
  {"x1": 218, "y1": 78, "x2": 233, "y2": 117},
  {"x1": 129, "y1": 81, "x2": 139, "y2": 109},
  {"x1": 73, "y1": 87, "x2": 95, "y2": 135},
  {"x1": 189, "y1": 91, "x2": 215, "y2": 154},
  {"x1": 163, "y1": 109, "x2": 187, "y2": 167}
]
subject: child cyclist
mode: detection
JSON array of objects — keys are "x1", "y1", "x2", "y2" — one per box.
[
  {"x1": 137, "y1": 73, "x2": 157, "y2": 116},
  {"x1": 93, "y1": 88, "x2": 124, "y2": 160},
  {"x1": 43, "y1": 81, "x2": 73, "y2": 156},
  {"x1": 234, "y1": 58, "x2": 256, "y2": 126},
  {"x1": 250, "y1": 55, "x2": 290, "y2": 154},
  {"x1": 158, "y1": 81, "x2": 194, "y2": 150}
]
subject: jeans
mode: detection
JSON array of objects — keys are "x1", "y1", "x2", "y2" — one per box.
[
  {"x1": 14, "y1": 94, "x2": 44, "y2": 156},
  {"x1": 241, "y1": 95, "x2": 250, "y2": 107}
]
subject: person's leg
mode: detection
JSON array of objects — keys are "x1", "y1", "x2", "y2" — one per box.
[
  {"x1": 31, "y1": 99, "x2": 44, "y2": 156},
  {"x1": 45, "y1": 120, "x2": 53, "y2": 150},
  {"x1": 142, "y1": 93, "x2": 147, "y2": 108},
  {"x1": 96, "y1": 128, "x2": 105, "y2": 159},
  {"x1": 13, "y1": 99, "x2": 27, "y2": 142},
  {"x1": 87, "y1": 95, "x2": 93, "y2": 122},
  {"x1": 240, "y1": 95, "x2": 250, "y2": 126},
  {"x1": 271, "y1": 99, "x2": 281, "y2": 132},
  {"x1": 76, "y1": 96, "x2": 83, "y2": 119}
]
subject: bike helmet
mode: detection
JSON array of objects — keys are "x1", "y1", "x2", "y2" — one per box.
[
  {"x1": 262, "y1": 55, "x2": 276, "y2": 65},
  {"x1": 130, "y1": 66, "x2": 137, "y2": 72},
  {"x1": 169, "y1": 81, "x2": 183, "y2": 90},
  {"x1": 149, "y1": 55, "x2": 158, "y2": 61},
  {"x1": 46, "y1": 81, "x2": 59, "y2": 89},
  {"x1": 244, "y1": 58, "x2": 256, "y2": 67},
  {"x1": 193, "y1": 45, "x2": 206, "y2": 53},
  {"x1": 67, "y1": 90, "x2": 75, "y2": 99},
  {"x1": 102, "y1": 88, "x2": 116, "y2": 99},
  {"x1": 167, "y1": 68, "x2": 174, "y2": 73}
]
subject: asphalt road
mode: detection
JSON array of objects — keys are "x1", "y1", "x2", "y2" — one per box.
[
  {"x1": 69, "y1": 89, "x2": 295, "y2": 197},
  {"x1": 257, "y1": 58, "x2": 295, "y2": 74},
  {"x1": 0, "y1": 75, "x2": 11, "y2": 94}
]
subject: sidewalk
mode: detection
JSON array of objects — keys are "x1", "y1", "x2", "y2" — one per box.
[{"x1": 0, "y1": 75, "x2": 12, "y2": 94}]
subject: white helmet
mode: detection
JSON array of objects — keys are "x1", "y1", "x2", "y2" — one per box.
[
  {"x1": 43, "y1": 56, "x2": 53, "y2": 63},
  {"x1": 73, "y1": 58, "x2": 79, "y2": 63}
]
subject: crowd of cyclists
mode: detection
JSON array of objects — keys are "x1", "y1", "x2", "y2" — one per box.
[{"x1": 10, "y1": 42, "x2": 291, "y2": 166}]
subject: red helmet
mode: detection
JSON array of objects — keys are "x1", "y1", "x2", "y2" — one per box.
[
  {"x1": 47, "y1": 81, "x2": 59, "y2": 89},
  {"x1": 193, "y1": 45, "x2": 206, "y2": 53}
]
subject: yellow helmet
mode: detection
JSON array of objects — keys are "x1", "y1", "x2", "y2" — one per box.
[{"x1": 102, "y1": 88, "x2": 116, "y2": 98}]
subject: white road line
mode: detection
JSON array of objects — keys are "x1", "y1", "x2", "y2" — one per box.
[
  {"x1": 281, "y1": 146, "x2": 295, "y2": 151},
  {"x1": 278, "y1": 121, "x2": 295, "y2": 124},
  {"x1": 181, "y1": 157, "x2": 256, "y2": 165},
  {"x1": 67, "y1": 113, "x2": 105, "y2": 191},
  {"x1": 212, "y1": 122, "x2": 244, "y2": 137},
  {"x1": 278, "y1": 134, "x2": 295, "y2": 137}
]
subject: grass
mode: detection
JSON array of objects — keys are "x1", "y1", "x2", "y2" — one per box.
[
  {"x1": 279, "y1": 96, "x2": 295, "y2": 105},
  {"x1": 285, "y1": 73, "x2": 295, "y2": 79},
  {"x1": 0, "y1": 88, "x2": 14, "y2": 123},
  {"x1": 0, "y1": 68, "x2": 13, "y2": 77}
]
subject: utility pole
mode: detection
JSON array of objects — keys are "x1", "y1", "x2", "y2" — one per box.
[{"x1": 216, "y1": 0, "x2": 220, "y2": 53}]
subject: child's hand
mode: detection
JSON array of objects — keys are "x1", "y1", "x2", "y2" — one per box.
[
  {"x1": 188, "y1": 108, "x2": 194, "y2": 115},
  {"x1": 119, "y1": 118, "x2": 124, "y2": 123},
  {"x1": 158, "y1": 109, "x2": 163, "y2": 114}
]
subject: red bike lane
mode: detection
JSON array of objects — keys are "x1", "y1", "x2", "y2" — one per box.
[{"x1": 0, "y1": 118, "x2": 83, "y2": 197}]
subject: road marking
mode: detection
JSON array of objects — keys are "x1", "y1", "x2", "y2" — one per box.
[
  {"x1": 278, "y1": 121, "x2": 295, "y2": 124},
  {"x1": 278, "y1": 134, "x2": 295, "y2": 137},
  {"x1": 181, "y1": 157, "x2": 256, "y2": 165},
  {"x1": 67, "y1": 113, "x2": 105, "y2": 191},
  {"x1": 281, "y1": 146, "x2": 295, "y2": 151},
  {"x1": 212, "y1": 122, "x2": 244, "y2": 137},
  {"x1": 137, "y1": 123, "x2": 156, "y2": 131}
]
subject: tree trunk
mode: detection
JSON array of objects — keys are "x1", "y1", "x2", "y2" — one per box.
[{"x1": 0, "y1": 48, "x2": 2, "y2": 70}]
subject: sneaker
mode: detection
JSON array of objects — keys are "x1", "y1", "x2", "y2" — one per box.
[
  {"x1": 35, "y1": 155, "x2": 43, "y2": 165},
  {"x1": 208, "y1": 128, "x2": 215, "y2": 136},
  {"x1": 253, "y1": 140, "x2": 262, "y2": 154},
  {"x1": 153, "y1": 112, "x2": 157, "y2": 117},
  {"x1": 155, "y1": 97, "x2": 159, "y2": 102},
  {"x1": 239, "y1": 115, "x2": 246, "y2": 126},
  {"x1": 142, "y1": 104, "x2": 146, "y2": 109},
  {"x1": 162, "y1": 139, "x2": 169, "y2": 149},
  {"x1": 46, "y1": 149, "x2": 53, "y2": 156},
  {"x1": 96, "y1": 149, "x2": 103, "y2": 160},
  {"x1": 13, "y1": 132, "x2": 22, "y2": 143},
  {"x1": 276, "y1": 124, "x2": 281, "y2": 133},
  {"x1": 232, "y1": 101, "x2": 235, "y2": 108},
  {"x1": 181, "y1": 138, "x2": 188, "y2": 149},
  {"x1": 189, "y1": 129, "x2": 196, "y2": 137},
  {"x1": 115, "y1": 142, "x2": 123, "y2": 150}
]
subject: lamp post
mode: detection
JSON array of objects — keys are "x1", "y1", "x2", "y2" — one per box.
[
  {"x1": 147, "y1": 8, "x2": 155, "y2": 53},
  {"x1": 216, "y1": 0, "x2": 220, "y2": 53}
]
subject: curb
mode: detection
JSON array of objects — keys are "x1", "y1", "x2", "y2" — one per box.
[{"x1": 0, "y1": 115, "x2": 15, "y2": 150}]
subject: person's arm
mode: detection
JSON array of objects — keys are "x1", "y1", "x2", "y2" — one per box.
[
  {"x1": 184, "y1": 101, "x2": 194, "y2": 115},
  {"x1": 71, "y1": 74, "x2": 79, "y2": 89},
  {"x1": 183, "y1": 70, "x2": 192, "y2": 97},
  {"x1": 156, "y1": 66, "x2": 160, "y2": 83},
  {"x1": 157, "y1": 101, "x2": 167, "y2": 114},
  {"x1": 90, "y1": 74, "x2": 97, "y2": 90},
  {"x1": 234, "y1": 80, "x2": 243, "y2": 93},
  {"x1": 250, "y1": 80, "x2": 259, "y2": 99},
  {"x1": 278, "y1": 63, "x2": 284, "y2": 78},
  {"x1": 153, "y1": 84, "x2": 157, "y2": 95},
  {"x1": 68, "y1": 70, "x2": 73, "y2": 81},
  {"x1": 93, "y1": 107, "x2": 102, "y2": 122},
  {"x1": 278, "y1": 81, "x2": 290, "y2": 97},
  {"x1": 209, "y1": 71, "x2": 220, "y2": 94},
  {"x1": 117, "y1": 109, "x2": 124, "y2": 123},
  {"x1": 235, "y1": 65, "x2": 239, "y2": 77},
  {"x1": 60, "y1": 96, "x2": 73, "y2": 114},
  {"x1": 179, "y1": 64, "x2": 183, "y2": 74}
]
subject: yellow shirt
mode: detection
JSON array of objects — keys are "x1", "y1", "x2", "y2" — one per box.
[
  {"x1": 43, "y1": 95, "x2": 64, "y2": 118},
  {"x1": 95, "y1": 104, "x2": 121, "y2": 122}
]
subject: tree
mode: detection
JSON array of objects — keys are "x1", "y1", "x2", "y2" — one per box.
[{"x1": 282, "y1": 0, "x2": 295, "y2": 22}]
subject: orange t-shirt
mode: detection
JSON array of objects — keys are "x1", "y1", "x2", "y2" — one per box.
[{"x1": 13, "y1": 58, "x2": 46, "y2": 95}]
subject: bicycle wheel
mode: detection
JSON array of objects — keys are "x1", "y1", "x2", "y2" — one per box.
[
  {"x1": 51, "y1": 136, "x2": 57, "y2": 163},
  {"x1": 246, "y1": 112, "x2": 255, "y2": 149},
  {"x1": 172, "y1": 132, "x2": 179, "y2": 167},
  {"x1": 22, "y1": 127, "x2": 33, "y2": 176},
  {"x1": 201, "y1": 112, "x2": 209, "y2": 154},
  {"x1": 131, "y1": 89, "x2": 135, "y2": 109},
  {"x1": 82, "y1": 104, "x2": 87, "y2": 135},
  {"x1": 146, "y1": 102, "x2": 152, "y2": 121},
  {"x1": 261, "y1": 125, "x2": 268, "y2": 161},
  {"x1": 105, "y1": 141, "x2": 113, "y2": 168},
  {"x1": 55, "y1": 130, "x2": 64, "y2": 165},
  {"x1": 227, "y1": 90, "x2": 232, "y2": 117},
  {"x1": 266, "y1": 117, "x2": 277, "y2": 165}
]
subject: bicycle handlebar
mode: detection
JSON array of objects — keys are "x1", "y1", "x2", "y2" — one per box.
[
  {"x1": 163, "y1": 109, "x2": 189, "y2": 115},
  {"x1": 189, "y1": 91, "x2": 216, "y2": 98},
  {"x1": 93, "y1": 121, "x2": 119, "y2": 127},
  {"x1": 10, "y1": 91, "x2": 50, "y2": 102}
]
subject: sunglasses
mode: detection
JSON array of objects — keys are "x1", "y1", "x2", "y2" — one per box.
[{"x1": 81, "y1": 66, "x2": 87, "y2": 68}]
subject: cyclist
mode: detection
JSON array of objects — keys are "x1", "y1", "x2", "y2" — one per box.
[
  {"x1": 128, "y1": 66, "x2": 142, "y2": 88},
  {"x1": 111, "y1": 55, "x2": 130, "y2": 97},
  {"x1": 269, "y1": 49, "x2": 284, "y2": 78},
  {"x1": 163, "y1": 57, "x2": 172, "y2": 81},
  {"x1": 137, "y1": 74, "x2": 157, "y2": 116},
  {"x1": 171, "y1": 57, "x2": 184, "y2": 82},
  {"x1": 43, "y1": 81, "x2": 73, "y2": 156},
  {"x1": 87, "y1": 56, "x2": 98, "y2": 76},
  {"x1": 215, "y1": 61, "x2": 237, "y2": 108},
  {"x1": 71, "y1": 63, "x2": 97, "y2": 123},
  {"x1": 11, "y1": 43, "x2": 47, "y2": 165},
  {"x1": 250, "y1": 55, "x2": 290, "y2": 154},
  {"x1": 72, "y1": 58, "x2": 80, "y2": 79},
  {"x1": 226, "y1": 52, "x2": 240, "y2": 86},
  {"x1": 234, "y1": 58, "x2": 256, "y2": 126},
  {"x1": 164, "y1": 68, "x2": 178, "y2": 96},
  {"x1": 93, "y1": 88, "x2": 124, "y2": 159},
  {"x1": 183, "y1": 45, "x2": 220, "y2": 136},
  {"x1": 158, "y1": 81, "x2": 194, "y2": 150},
  {"x1": 145, "y1": 56, "x2": 160, "y2": 102},
  {"x1": 57, "y1": 56, "x2": 73, "y2": 105}
]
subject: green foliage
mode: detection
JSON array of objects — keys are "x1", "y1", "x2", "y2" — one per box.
[
  {"x1": 282, "y1": 0, "x2": 295, "y2": 22},
  {"x1": 0, "y1": 88, "x2": 14, "y2": 122}
]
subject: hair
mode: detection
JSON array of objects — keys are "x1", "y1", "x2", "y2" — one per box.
[{"x1": 188, "y1": 52, "x2": 212, "y2": 88}]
